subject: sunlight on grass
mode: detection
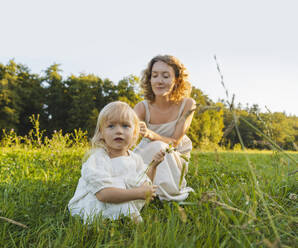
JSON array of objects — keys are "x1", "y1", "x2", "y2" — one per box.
[
  {"x1": 0, "y1": 113, "x2": 297, "y2": 247},
  {"x1": 0, "y1": 146, "x2": 297, "y2": 247}
]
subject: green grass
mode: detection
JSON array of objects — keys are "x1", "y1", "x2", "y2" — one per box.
[{"x1": 0, "y1": 147, "x2": 297, "y2": 247}]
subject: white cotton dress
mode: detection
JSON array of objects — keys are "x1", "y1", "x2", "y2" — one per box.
[
  {"x1": 68, "y1": 148, "x2": 151, "y2": 223},
  {"x1": 134, "y1": 99, "x2": 194, "y2": 201}
]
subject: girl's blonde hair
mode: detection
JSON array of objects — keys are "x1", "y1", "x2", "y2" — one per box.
[
  {"x1": 91, "y1": 101, "x2": 140, "y2": 149},
  {"x1": 141, "y1": 55, "x2": 192, "y2": 103}
]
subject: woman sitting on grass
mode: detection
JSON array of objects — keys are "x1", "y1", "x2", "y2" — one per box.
[
  {"x1": 68, "y1": 101, "x2": 165, "y2": 223},
  {"x1": 134, "y1": 55, "x2": 196, "y2": 201}
]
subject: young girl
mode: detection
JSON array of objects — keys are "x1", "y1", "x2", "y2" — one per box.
[
  {"x1": 68, "y1": 101, "x2": 165, "y2": 223},
  {"x1": 134, "y1": 55, "x2": 196, "y2": 201}
]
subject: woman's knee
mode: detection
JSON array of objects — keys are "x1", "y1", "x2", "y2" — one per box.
[{"x1": 150, "y1": 141, "x2": 168, "y2": 150}]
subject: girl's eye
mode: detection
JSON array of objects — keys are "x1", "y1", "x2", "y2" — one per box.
[
  {"x1": 122, "y1": 124, "x2": 130, "y2": 128},
  {"x1": 107, "y1": 124, "x2": 114, "y2": 128}
]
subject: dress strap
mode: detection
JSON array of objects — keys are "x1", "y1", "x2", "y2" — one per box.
[
  {"x1": 177, "y1": 98, "x2": 187, "y2": 120},
  {"x1": 142, "y1": 100, "x2": 150, "y2": 124}
]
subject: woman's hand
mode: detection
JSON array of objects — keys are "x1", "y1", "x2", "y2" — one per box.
[{"x1": 138, "y1": 182, "x2": 157, "y2": 201}]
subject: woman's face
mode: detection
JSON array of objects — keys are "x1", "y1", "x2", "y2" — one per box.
[{"x1": 150, "y1": 61, "x2": 176, "y2": 98}]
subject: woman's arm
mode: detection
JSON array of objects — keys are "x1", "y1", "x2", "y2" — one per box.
[
  {"x1": 134, "y1": 98, "x2": 196, "y2": 147},
  {"x1": 95, "y1": 183, "x2": 157, "y2": 203}
]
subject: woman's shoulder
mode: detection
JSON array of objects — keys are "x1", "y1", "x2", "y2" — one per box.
[
  {"x1": 134, "y1": 100, "x2": 146, "y2": 109},
  {"x1": 134, "y1": 101, "x2": 147, "y2": 121},
  {"x1": 182, "y1": 97, "x2": 196, "y2": 110}
]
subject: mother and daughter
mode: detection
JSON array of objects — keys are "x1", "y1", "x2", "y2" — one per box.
[{"x1": 68, "y1": 55, "x2": 196, "y2": 223}]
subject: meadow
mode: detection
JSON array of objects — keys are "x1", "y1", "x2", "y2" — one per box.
[{"x1": 0, "y1": 140, "x2": 297, "y2": 247}]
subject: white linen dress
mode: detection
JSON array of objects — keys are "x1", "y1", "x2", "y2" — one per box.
[
  {"x1": 68, "y1": 148, "x2": 151, "y2": 223},
  {"x1": 134, "y1": 100, "x2": 194, "y2": 201}
]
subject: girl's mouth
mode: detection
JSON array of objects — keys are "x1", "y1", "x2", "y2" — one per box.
[{"x1": 114, "y1": 137, "x2": 124, "y2": 141}]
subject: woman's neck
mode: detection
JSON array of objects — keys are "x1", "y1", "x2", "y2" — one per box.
[{"x1": 153, "y1": 96, "x2": 174, "y2": 109}]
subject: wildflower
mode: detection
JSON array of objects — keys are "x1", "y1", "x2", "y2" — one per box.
[
  {"x1": 289, "y1": 193, "x2": 297, "y2": 200},
  {"x1": 177, "y1": 206, "x2": 187, "y2": 223}
]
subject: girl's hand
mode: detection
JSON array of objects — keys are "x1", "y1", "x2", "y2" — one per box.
[
  {"x1": 152, "y1": 149, "x2": 165, "y2": 167},
  {"x1": 138, "y1": 182, "x2": 157, "y2": 201},
  {"x1": 139, "y1": 121, "x2": 149, "y2": 138}
]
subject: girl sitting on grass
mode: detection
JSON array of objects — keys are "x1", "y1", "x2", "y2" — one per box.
[{"x1": 68, "y1": 101, "x2": 165, "y2": 223}]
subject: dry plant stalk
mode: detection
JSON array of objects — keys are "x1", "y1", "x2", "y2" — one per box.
[
  {"x1": 209, "y1": 200, "x2": 256, "y2": 219},
  {"x1": 136, "y1": 143, "x2": 176, "y2": 185},
  {"x1": 0, "y1": 216, "x2": 28, "y2": 228},
  {"x1": 136, "y1": 159, "x2": 162, "y2": 185},
  {"x1": 198, "y1": 191, "x2": 256, "y2": 219}
]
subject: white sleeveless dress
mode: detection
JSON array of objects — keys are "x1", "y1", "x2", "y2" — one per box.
[{"x1": 134, "y1": 100, "x2": 194, "y2": 201}]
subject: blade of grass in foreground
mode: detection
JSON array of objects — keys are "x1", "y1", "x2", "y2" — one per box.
[
  {"x1": 214, "y1": 54, "x2": 282, "y2": 245},
  {"x1": 178, "y1": 162, "x2": 186, "y2": 190}
]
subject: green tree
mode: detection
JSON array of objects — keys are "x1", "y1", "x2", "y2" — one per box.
[
  {"x1": 14, "y1": 64, "x2": 46, "y2": 136},
  {"x1": 43, "y1": 64, "x2": 69, "y2": 134},
  {"x1": 65, "y1": 74, "x2": 105, "y2": 135},
  {"x1": 116, "y1": 75, "x2": 142, "y2": 107},
  {"x1": 188, "y1": 87, "x2": 224, "y2": 148},
  {"x1": 0, "y1": 60, "x2": 21, "y2": 132}
]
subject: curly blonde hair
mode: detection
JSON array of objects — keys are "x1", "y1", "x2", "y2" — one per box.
[
  {"x1": 91, "y1": 101, "x2": 140, "y2": 150},
  {"x1": 141, "y1": 55, "x2": 192, "y2": 103}
]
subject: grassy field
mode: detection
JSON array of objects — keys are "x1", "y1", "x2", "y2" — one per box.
[{"x1": 0, "y1": 146, "x2": 297, "y2": 247}]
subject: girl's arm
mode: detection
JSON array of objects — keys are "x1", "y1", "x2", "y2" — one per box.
[
  {"x1": 146, "y1": 165, "x2": 157, "y2": 183},
  {"x1": 134, "y1": 98, "x2": 196, "y2": 147},
  {"x1": 95, "y1": 183, "x2": 157, "y2": 203},
  {"x1": 146, "y1": 150, "x2": 165, "y2": 181}
]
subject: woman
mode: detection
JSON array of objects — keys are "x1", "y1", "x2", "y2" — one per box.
[{"x1": 134, "y1": 55, "x2": 196, "y2": 201}]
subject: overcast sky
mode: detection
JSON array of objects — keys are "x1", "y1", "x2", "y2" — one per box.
[{"x1": 1, "y1": 0, "x2": 297, "y2": 115}]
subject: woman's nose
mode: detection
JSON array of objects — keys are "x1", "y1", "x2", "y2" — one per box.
[{"x1": 154, "y1": 76, "x2": 163, "y2": 83}]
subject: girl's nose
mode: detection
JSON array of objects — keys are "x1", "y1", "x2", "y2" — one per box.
[{"x1": 115, "y1": 125, "x2": 123, "y2": 133}]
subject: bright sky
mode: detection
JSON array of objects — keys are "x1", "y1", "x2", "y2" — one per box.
[{"x1": 1, "y1": 0, "x2": 297, "y2": 115}]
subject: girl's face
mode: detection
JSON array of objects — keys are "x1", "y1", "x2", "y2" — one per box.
[
  {"x1": 150, "y1": 61, "x2": 176, "y2": 98},
  {"x1": 101, "y1": 116, "x2": 134, "y2": 158}
]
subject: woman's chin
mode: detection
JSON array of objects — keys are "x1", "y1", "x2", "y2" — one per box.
[{"x1": 153, "y1": 91, "x2": 170, "y2": 97}]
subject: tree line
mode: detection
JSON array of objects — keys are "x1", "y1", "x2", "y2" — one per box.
[{"x1": 1, "y1": 60, "x2": 297, "y2": 150}]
